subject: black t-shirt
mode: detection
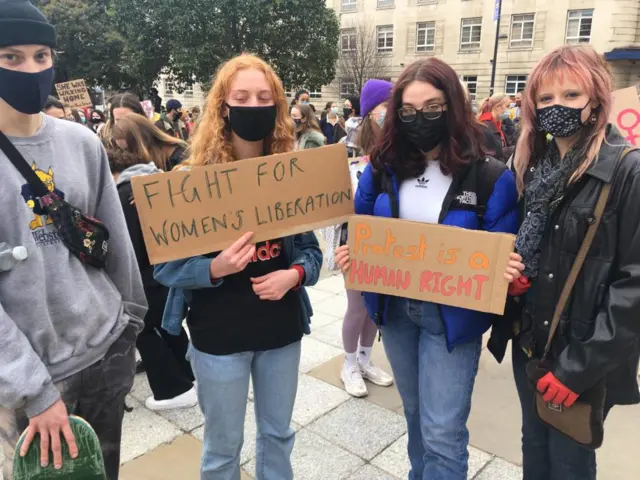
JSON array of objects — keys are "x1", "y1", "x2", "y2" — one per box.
[{"x1": 187, "y1": 238, "x2": 304, "y2": 355}]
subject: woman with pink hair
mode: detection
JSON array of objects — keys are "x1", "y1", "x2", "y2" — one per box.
[{"x1": 497, "y1": 45, "x2": 640, "y2": 479}]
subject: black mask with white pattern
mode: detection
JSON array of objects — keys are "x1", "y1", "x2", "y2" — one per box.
[{"x1": 536, "y1": 103, "x2": 590, "y2": 138}]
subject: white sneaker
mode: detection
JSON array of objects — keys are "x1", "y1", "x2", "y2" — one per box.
[
  {"x1": 341, "y1": 362, "x2": 368, "y2": 398},
  {"x1": 145, "y1": 386, "x2": 198, "y2": 411},
  {"x1": 359, "y1": 360, "x2": 394, "y2": 387}
]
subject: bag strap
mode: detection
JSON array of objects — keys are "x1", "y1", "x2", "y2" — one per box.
[
  {"x1": 543, "y1": 146, "x2": 636, "y2": 357},
  {"x1": 0, "y1": 131, "x2": 50, "y2": 198}
]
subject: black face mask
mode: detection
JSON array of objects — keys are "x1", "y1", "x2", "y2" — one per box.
[
  {"x1": 536, "y1": 103, "x2": 589, "y2": 138},
  {"x1": 174, "y1": 111, "x2": 183, "y2": 121},
  {"x1": 400, "y1": 113, "x2": 448, "y2": 153},
  {"x1": 226, "y1": 104, "x2": 277, "y2": 142},
  {"x1": 343, "y1": 107, "x2": 352, "y2": 118},
  {"x1": 0, "y1": 66, "x2": 54, "y2": 114}
]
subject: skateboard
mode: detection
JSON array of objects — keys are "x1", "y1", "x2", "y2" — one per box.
[{"x1": 13, "y1": 415, "x2": 106, "y2": 480}]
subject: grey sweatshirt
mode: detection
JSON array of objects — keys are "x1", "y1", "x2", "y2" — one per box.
[{"x1": 0, "y1": 115, "x2": 147, "y2": 417}]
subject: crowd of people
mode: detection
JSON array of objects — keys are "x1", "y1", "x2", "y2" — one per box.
[{"x1": 0, "y1": 2, "x2": 638, "y2": 480}]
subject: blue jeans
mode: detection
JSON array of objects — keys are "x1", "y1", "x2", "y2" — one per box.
[
  {"x1": 187, "y1": 341, "x2": 301, "y2": 480},
  {"x1": 512, "y1": 342, "x2": 599, "y2": 480},
  {"x1": 381, "y1": 298, "x2": 482, "y2": 480}
]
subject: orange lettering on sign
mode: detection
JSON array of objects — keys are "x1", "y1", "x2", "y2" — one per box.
[{"x1": 469, "y1": 251, "x2": 489, "y2": 270}]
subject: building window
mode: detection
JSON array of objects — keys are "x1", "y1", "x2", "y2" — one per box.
[
  {"x1": 341, "y1": 0, "x2": 356, "y2": 13},
  {"x1": 416, "y1": 22, "x2": 436, "y2": 53},
  {"x1": 566, "y1": 9, "x2": 593, "y2": 44},
  {"x1": 377, "y1": 0, "x2": 394, "y2": 7},
  {"x1": 377, "y1": 25, "x2": 394, "y2": 53},
  {"x1": 460, "y1": 18, "x2": 482, "y2": 50},
  {"x1": 341, "y1": 28, "x2": 356, "y2": 52},
  {"x1": 462, "y1": 75, "x2": 478, "y2": 102},
  {"x1": 510, "y1": 13, "x2": 535, "y2": 48},
  {"x1": 309, "y1": 89, "x2": 322, "y2": 99},
  {"x1": 184, "y1": 85, "x2": 194, "y2": 97},
  {"x1": 340, "y1": 79, "x2": 357, "y2": 97},
  {"x1": 505, "y1": 75, "x2": 527, "y2": 95}
]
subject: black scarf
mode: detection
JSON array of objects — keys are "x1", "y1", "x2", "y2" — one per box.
[{"x1": 515, "y1": 142, "x2": 580, "y2": 279}]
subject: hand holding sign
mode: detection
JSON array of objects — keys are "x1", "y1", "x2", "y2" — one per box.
[
  {"x1": 504, "y1": 253, "x2": 525, "y2": 282},
  {"x1": 209, "y1": 231, "x2": 256, "y2": 280}
]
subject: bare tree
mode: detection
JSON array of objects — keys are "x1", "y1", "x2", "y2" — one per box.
[{"x1": 337, "y1": 18, "x2": 392, "y2": 96}]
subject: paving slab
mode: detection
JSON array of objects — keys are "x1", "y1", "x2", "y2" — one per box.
[
  {"x1": 312, "y1": 294, "x2": 349, "y2": 318},
  {"x1": 299, "y1": 336, "x2": 343, "y2": 374},
  {"x1": 292, "y1": 374, "x2": 350, "y2": 426},
  {"x1": 314, "y1": 275, "x2": 348, "y2": 294},
  {"x1": 309, "y1": 318, "x2": 345, "y2": 348},
  {"x1": 157, "y1": 403, "x2": 204, "y2": 433},
  {"x1": 308, "y1": 398, "x2": 406, "y2": 460},
  {"x1": 244, "y1": 429, "x2": 363, "y2": 480},
  {"x1": 474, "y1": 457, "x2": 522, "y2": 480},
  {"x1": 120, "y1": 397, "x2": 182, "y2": 464},
  {"x1": 348, "y1": 464, "x2": 399, "y2": 480},
  {"x1": 120, "y1": 434, "x2": 253, "y2": 480},
  {"x1": 468, "y1": 447, "x2": 493, "y2": 478},
  {"x1": 371, "y1": 433, "x2": 410, "y2": 479},
  {"x1": 308, "y1": 342, "x2": 402, "y2": 413}
]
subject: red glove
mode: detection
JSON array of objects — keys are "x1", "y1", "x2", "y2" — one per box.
[
  {"x1": 537, "y1": 372, "x2": 579, "y2": 408},
  {"x1": 508, "y1": 275, "x2": 531, "y2": 296}
]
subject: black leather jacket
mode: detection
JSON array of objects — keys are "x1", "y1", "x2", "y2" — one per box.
[{"x1": 494, "y1": 126, "x2": 640, "y2": 406}]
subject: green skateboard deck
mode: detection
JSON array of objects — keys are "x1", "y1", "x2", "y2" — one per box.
[{"x1": 13, "y1": 415, "x2": 106, "y2": 480}]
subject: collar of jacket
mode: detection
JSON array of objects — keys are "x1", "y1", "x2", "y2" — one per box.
[{"x1": 585, "y1": 124, "x2": 632, "y2": 183}]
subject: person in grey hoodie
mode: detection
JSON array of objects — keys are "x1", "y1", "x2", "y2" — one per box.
[
  {"x1": 0, "y1": 2, "x2": 147, "y2": 479},
  {"x1": 108, "y1": 149, "x2": 197, "y2": 412}
]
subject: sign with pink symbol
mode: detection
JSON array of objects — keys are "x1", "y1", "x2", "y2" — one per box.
[{"x1": 610, "y1": 85, "x2": 640, "y2": 146}]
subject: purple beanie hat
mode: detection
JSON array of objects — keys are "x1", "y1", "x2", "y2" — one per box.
[{"x1": 360, "y1": 79, "x2": 393, "y2": 117}]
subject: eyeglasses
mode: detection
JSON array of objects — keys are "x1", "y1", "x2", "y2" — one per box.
[{"x1": 397, "y1": 104, "x2": 446, "y2": 123}]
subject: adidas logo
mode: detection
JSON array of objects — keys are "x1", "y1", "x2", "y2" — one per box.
[{"x1": 416, "y1": 177, "x2": 429, "y2": 188}]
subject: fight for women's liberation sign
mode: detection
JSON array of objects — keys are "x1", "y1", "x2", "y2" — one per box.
[
  {"x1": 345, "y1": 216, "x2": 515, "y2": 315},
  {"x1": 132, "y1": 144, "x2": 354, "y2": 264}
]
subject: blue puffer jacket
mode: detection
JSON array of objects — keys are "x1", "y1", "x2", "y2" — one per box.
[
  {"x1": 154, "y1": 232, "x2": 323, "y2": 336},
  {"x1": 355, "y1": 158, "x2": 519, "y2": 350}
]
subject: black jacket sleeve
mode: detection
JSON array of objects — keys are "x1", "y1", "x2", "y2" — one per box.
[
  {"x1": 481, "y1": 123, "x2": 504, "y2": 162},
  {"x1": 118, "y1": 183, "x2": 155, "y2": 286},
  {"x1": 554, "y1": 161, "x2": 640, "y2": 393}
]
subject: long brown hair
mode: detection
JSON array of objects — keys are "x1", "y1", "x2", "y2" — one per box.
[
  {"x1": 112, "y1": 114, "x2": 187, "y2": 171},
  {"x1": 514, "y1": 45, "x2": 613, "y2": 194},
  {"x1": 186, "y1": 54, "x2": 294, "y2": 167},
  {"x1": 292, "y1": 104, "x2": 321, "y2": 138},
  {"x1": 358, "y1": 118, "x2": 379, "y2": 156},
  {"x1": 371, "y1": 58, "x2": 486, "y2": 180}
]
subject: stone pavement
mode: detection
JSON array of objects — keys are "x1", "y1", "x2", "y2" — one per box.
[{"x1": 1, "y1": 273, "x2": 639, "y2": 479}]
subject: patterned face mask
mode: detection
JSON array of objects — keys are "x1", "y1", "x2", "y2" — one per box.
[{"x1": 536, "y1": 103, "x2": 590, "y2": 138}]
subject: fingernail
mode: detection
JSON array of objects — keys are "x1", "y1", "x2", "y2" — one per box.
[
  {"x1": 72, "y1": 453, "x2": 78, "y2": 459},
  {"x1": 55, "y1": 464, "x2": 61, "y2": 470},
  {"x1": 41, "y1": 462, "x2": 48, "y2": 467}
]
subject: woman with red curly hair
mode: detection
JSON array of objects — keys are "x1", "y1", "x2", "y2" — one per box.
[{"x1": 154, "y1": 54, "x2": 322, "y2": 480}]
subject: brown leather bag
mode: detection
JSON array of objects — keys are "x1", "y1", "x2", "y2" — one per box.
[{"x1": 526, "y1": 146, "x2": 636, "y2": 450}]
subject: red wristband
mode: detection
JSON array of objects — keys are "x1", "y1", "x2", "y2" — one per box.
[
  {"x1": 508, "y1": 275, "x2": 531, "y2": 297},
  {"x1": 290, "y1": 265, "x2": 305, "y2": 290}
]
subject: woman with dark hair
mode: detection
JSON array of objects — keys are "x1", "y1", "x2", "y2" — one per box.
[
  {"x1": 334, "y1": 58, "x2": 523, "y2": 479},
  {"x1": 107, "y1": 148, "x2": 197, "y2": 411},
  {"x1": 342, "y1": 96, "x2": 361, "y2": 157},
  {"x1": 90, "y1": 110, "x2": 106, "y2": 134},
  {"x1": 290, "y1": 103, "x2": 325, "y2": 150},
  {"x1": 100, "y1": 92, "x2": 145, "y2": 147},
  {"x1": 290, "y1": 88, "x2": 310, "y2": 106}
]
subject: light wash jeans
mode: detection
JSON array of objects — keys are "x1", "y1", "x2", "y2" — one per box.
[
  {"x1": 381, "y1": 298, "x2": 482, "y2": 480},
  {"x1": 187, "y1": 341, "x2": 301, "y2": 480}
]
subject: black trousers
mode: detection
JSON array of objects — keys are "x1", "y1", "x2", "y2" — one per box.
[
  {"x1": 137, "y1": 285, "x2": 194, "y2": 400},
  {"x1": 0, "y1": 324, "x2": 138, "y2": 480}
]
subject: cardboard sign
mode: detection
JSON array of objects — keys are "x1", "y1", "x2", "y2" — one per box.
[
  {"x1": 610, "y1": 85, "x2": 640, "y2": 146},
  {"x1": 132, "y1": 144, "x2": 354, "y2": 264},
  {"x1": 345, "y1": 216, "x2": 515, "y2": 315},
  {"x1": 55, "y1": 79, "x2": 92, "y2": 108}
]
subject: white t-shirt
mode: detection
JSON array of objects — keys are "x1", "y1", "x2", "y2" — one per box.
[{"x1": 399, "y1": 160, "x2": 453, "y2": 224}]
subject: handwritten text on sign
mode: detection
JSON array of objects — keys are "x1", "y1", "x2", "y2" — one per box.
[
  {"x1": 55, "y1": 79, "x2": 92, "y2": 108},
  {"x1": 132, "y1": 144, "x2": 354, "y2": 264},
  {"x1": 610, "y1": 85, "x2": 640, "y2": 147},
  {"x1": 345, "y1": 216, "x2": 515, "y2": 315}
]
